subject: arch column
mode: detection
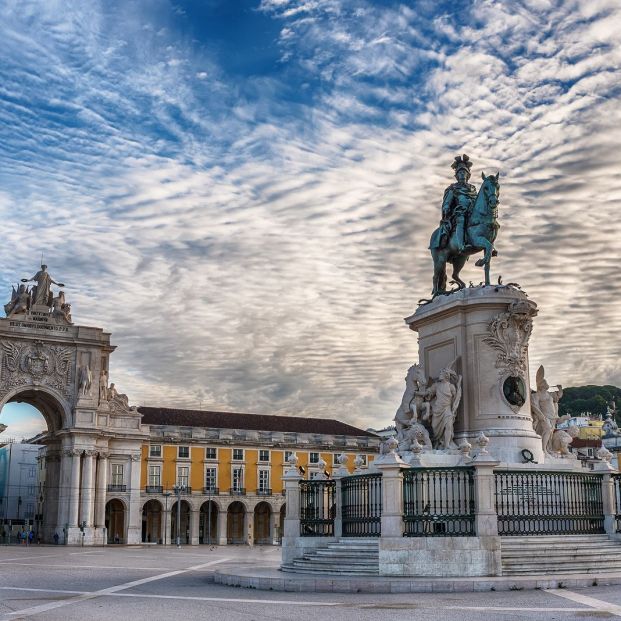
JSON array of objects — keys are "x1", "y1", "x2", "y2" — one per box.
[
  {"x1": 56, "y1": 449, "x2": 72, "y2": 532},
  {"x1": 94, "y1": 452, "x2": 108, "y2": 529},
  {"x1": 126, "y1": 454, "x2": 142, "y2": 544},
  {"x1": 68, "y1": 449, "x2": 82, "y2": 527},
  {"x1": 80, "y1": 450, "x2": 96, "y2": 527},
  {"x1": 190, "y1": 508, "x2": 200, "y2": 545},
  {"x1": 271, "y1": 509, "x2": 280, "y2": 545},
  {"x1": 217, "y1": 509, "x2": 227, "y2": 545},
  {"x1": 163, "y1": 510, "x2": 171, "y2": 546}
]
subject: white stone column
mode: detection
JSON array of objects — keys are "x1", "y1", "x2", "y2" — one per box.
[
  {"x1": 68, "y1": 449, "x2": 82, "y2": 527},
  {"x1": 189, "y1": 508, "x2": 200, "y2": 545},
  {"x1": 374, "y1": 450, "x2": 407, "y2": 538},
  {"x1": 126, "y1": 454, "x2": 142, "y2": 544},
  {"x1": 471, "y1": 456, "x2": 500, "y2": 537},
  {"x1": 270, "y1": 510, "x2": 279, "y2": 545},
  {"x1": 281, "y1": 466, "x2": 302, "y2": 563},
  {"x1": 80, "y1": 450, "x2": 96, "y2": 527},
  {"x1": 244, "y1": 507, "x2": 252, "y2": 545},
  {"x1": 601, "y1": 473, "x2": 618, "y2": 535},
  {"x1": 332, "y1": 470, "x2": 346, "y2": 539},
  {"x1": 217, "y1": 509, "x2": 227, "y2": 545},
  {"x1": 94, "y1": 452, "x2": 108, "y2": 529},
  {"x1": 163, "y1": 509, "x2": 172, "y2": 546},
  {"x1": 56, "y1": 449, "x2": 72, "y2": 531}
]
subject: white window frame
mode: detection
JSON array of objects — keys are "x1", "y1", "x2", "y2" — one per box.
[
  {"x1": 149, "y1": 445, "x2": 162, "y2": 458},
  {"x1": 148, "y1": 465, "x2": 161, "y2": 487},
  {"x1": 258, "y1": 467, "x2": 270, "y2": 492},
  {"x1": 177, "y1": 465, "x2": 189, "y2": 488},
  {"x1": 258, "y1": 449, "x2": 270, "y2": 463},
  {"x1": 204, "y1": 465, "x2": 218, "y2": 492},
  {"x1": 309, "y1": 452, "x2": 320, "y2": 464},
  {"x1": 178, "y1": 446, "x2": 190, "y2": 459},
  {"x1": 232, "y1": 466, "x2": 244, "y2": 492},
  {"x1": 205, "y1": 447, "x2": 217, "y2": 461},
  {"x1": 232, "y1": 448, "x2": 244, "y2": 462},
  {"x1": 111, "y1": 463, "x2": 124, "y2": 486},
  {"x1": 284, "y1": 450, "x2": 293, "y2": 463}
]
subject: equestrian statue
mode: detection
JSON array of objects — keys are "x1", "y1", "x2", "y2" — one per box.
[{"x1": 429, "y1": 154, "x2": 500, "y2": 297}]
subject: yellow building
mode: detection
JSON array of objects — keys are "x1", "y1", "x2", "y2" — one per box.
[{"x1": 135, "y1": 407, "x2": 379, "y2": 545}]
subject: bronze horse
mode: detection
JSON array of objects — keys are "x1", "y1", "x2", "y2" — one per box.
[{"x1": 430, "y1": 172, "x2": 500, "y2": 297}]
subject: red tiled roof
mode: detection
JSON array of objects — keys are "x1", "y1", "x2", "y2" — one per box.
[{"x1": 138, "y1": 406, "x2": 377, "y2": 438}]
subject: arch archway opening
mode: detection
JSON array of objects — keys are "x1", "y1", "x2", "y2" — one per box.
[
  {"x1": 1, "y1": 389, "x2": 66, "y2": 436},
  {"x1": 254, "y1": 501, "x2": 272, "y2": 545},
  {"x1": 199, "y1": 500, "x2": 218, "y2": 544},
  {"x1": 141, "y1": 499, "x2": 162, "y2": 544},
  {"x1": 227, "y1": 501, "x2": 246, "y2": 544},
  {"x1": 105, "y1": 499, "x2": 126, "y2": 544},
  {"x1": 170, "y1": 500, "x2": 190, "y2": 545}
]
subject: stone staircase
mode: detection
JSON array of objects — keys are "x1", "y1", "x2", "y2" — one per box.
[
  {"x1": 501, "y1": 535, "x2": 621, "y2": 576},
  {"x1": 281, "y1": 538, "x2": 379, "y2": 575}
]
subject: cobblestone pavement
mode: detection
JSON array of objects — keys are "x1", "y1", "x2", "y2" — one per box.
[{"x1": 1, "y1": 545, "x2": 620, "y2": 621}]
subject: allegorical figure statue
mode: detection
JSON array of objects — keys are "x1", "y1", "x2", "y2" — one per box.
[
  {"x1": 22, "y1": 264, "x2": 64, "y2": 307},
  {"x1": 393, "y1": 364, "x2": 433, "y2": 452},
  {"x1": 427, "y1": 360, "x2": 462, "y2": 450},
  {"x1": 530, "y1": 365, "x2": 567, "y2": 455},
  {"x1": 4, "y1": 283, "x2": 31, "y2": 317},
  {"x1": 428, "y1": 154, "x2": 500, "y2": 296}
]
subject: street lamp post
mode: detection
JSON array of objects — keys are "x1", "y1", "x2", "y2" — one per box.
[
  {"x1": 162, "y1": 492, "x2": 171, "y2": 546},
  {"x1": 172, "y1": 484, "x2": 185, "y2": 548}
]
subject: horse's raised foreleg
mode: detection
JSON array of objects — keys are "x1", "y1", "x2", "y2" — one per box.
[
  {"x1": 431, "y1": 250, "x2": 447, "y2": 296},
  {"x1": 450, "y1": 255, "x2": 468, "y2": 289}
]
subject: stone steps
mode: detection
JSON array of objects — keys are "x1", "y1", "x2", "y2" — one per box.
[
  {"x1": 501, "y1": 535, "x2": 621, "y2": 576},
  {"x1": 281, "y1": 538, "x2": 379, "y2": 576}
]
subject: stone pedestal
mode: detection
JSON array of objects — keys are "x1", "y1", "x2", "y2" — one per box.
[{"x1": 406, "y1": 286, "x2": 542, "y2": 464}]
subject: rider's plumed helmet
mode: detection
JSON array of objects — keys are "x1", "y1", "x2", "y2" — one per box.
[{"x1": 451, "y1": 154, "x2": 472, "y2": 178}]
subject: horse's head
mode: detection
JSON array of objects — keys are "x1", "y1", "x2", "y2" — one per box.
[
  {"x1": 480, "y1": 171, "x2": 500, "y2": 210},
  {"x1": 406, "y1": 364, "x2": 426, "y2": 387}
]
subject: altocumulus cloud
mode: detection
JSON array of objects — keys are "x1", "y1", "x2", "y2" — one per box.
[{"x1": 0, "y1": 0, "x2": 620, "y2": 438}]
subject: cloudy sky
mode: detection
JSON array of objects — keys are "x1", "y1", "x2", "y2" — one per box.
[{"x1": 1, "y1": 0, "x2": 620, "y2": 439}]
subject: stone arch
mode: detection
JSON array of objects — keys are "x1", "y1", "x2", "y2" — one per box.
[
  {"x1": 141, "y1": 499, "x2": 163, "y2": 544},
  {"x1": 170, "y1": 499, "x2": 191, "y2": 545},
  {"x1": 226, "y1": 500, "x2": 246, "y2": 544},
  {"x1": 105, "y1": 498, "x2": 127, "y2": 543},
  {"x1": 0, "y1": 385, "x2": 70, "y2": 433},
  {"x1": 253, "y1": 501, "x2": 272, "y2": 545},
  {"x1": 199, "y1": 500, "x2": 218, "y2": 544}
]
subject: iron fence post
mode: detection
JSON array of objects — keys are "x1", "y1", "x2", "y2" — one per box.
[{"x1": 332, "y1": 471, "x2": 344, "y2": 539}]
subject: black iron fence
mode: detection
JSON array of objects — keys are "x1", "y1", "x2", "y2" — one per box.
[
  {"x1": 300, "y1": 480, "x2": 336, "y2": 537},
  {"x1": 494, "y1": 470, "x2": 605, "y2": 535},
  {"x1": 613, "y1": 473, "x2": 621, "y2": 533},
  {"x1": 402, "y1": 467, "x2": 475, "y2": 537},
  {"x1": 342, "y1": 473, "x2": 382, "y2": 537}
]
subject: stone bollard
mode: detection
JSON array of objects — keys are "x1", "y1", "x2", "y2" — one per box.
[
  {"x1": 373, "y1": 447, "x2": 407, "y2": 538},
  {"x1": 471, "y1": 456, "x2": 500, "y2": 538},
  {"x1": 601, "y1": 473, "x2": 618, "y2": 536},
  {"x1": 281, "y1": 461, "x2": 302, "y2": 564}
]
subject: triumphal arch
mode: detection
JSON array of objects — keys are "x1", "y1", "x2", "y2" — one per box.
[{"x1": 0, "y1": 266, "x2": 147, "y2": 544}]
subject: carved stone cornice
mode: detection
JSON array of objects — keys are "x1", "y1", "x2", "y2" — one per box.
[{"x1": 97, "y1": 451, "x2": 110, "y2": 460}]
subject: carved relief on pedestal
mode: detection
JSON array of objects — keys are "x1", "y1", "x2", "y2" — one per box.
[
  {"x1": 0, "y1": 338, "x2": 73, "y2": 397},
  {"x1": 483, "y1": 300, "x2": 537, "y2": 377}
]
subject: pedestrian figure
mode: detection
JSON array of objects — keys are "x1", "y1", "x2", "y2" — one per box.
[
  {"x1": 28, "y1": 530, "x2": 34, "y2": 545},
  {"x1": 53, "y1": 531, "x2": 59, "y2": 545}
]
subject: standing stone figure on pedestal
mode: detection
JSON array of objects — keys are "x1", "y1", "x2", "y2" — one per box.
[
  {"x1": 22, "y1": 264, "x2": 64, "y2": 307},
  {"x1": 530, "y1": 365, "x2": 565, "y2": 455},
  {"x1": 427, "y1": 360, "x2": 462, "y2": 450}
]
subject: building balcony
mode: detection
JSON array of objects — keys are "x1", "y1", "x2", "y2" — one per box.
[
  {"x1": 107, "y1": 485, "x2": 127, "y2": 492},
  {"x1": 256, "y1": 488, "x2": 272, "y2": 496},
  {"x1": 145, "y1": 486, "x2": 163, "y2": 494},
  {"x1": 203, "y1": 487, "x2": 219, "y2": 495},
  {"x1": 229, "y1": 488, "x2": 246, "y2": 495},
  {"x1": 175, "y1": 486, "x2": 192, "y2": 494}
]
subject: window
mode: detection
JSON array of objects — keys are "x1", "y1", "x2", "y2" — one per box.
[
  {"x1": 111, "y1": 464, "x2": 124, "y2": 486},
  {"x1": 148, "y1": 466, "x2": 161, "y2": 487},
  {"x1": 28, "y1": 467, "x2": 36, "y2": 479},
  {"x1": 332, "y1": 454, "x2": 342, "y2": 465},
  {"x1": 177, "y1": 466, "x2": 189, "y2": 488},
  {"x1": 358, "y1": 455, "x2": 368, "y2": 467},
  {"x1": 205, "y1": 447, "x2": 217, "y2": 460},
  {"x1": 205, "y1": 467, "x2": 217, "y2": 492},
  {"x1": 259, "y1": 449, "x2": 269, "y2": 462},
  {"x1": 232, "y1": 467, "x2": 244, "y2": 492},
  {"x1": 27, "y1": 485, "x2": 36, "y2": 496},
  {"x1": 178, "y1": 446, "x2": 190, "y2": 459},
  {"x1": 258, "y1": 469, "x2": 270, "y2": 492},
  {"x1": 309, "y1": 452, "x2": 319, "y2": 464},
  {"x1": 25, "y1": 503, "x2": 34, "y2": 518},
  {"x1": 284, "y1": 451, "x2": 293, "y2": 463},
  {"x1": 149, "y1": 445, "x2": 162, "y2": 458},
  {"x1": 232, "y1": 448, "x2": 244, "y2": 461}
]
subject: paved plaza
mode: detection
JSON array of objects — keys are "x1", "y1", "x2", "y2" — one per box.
[{"x1": 0, "y1": 545, "x2": 620, "y2": 620}]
